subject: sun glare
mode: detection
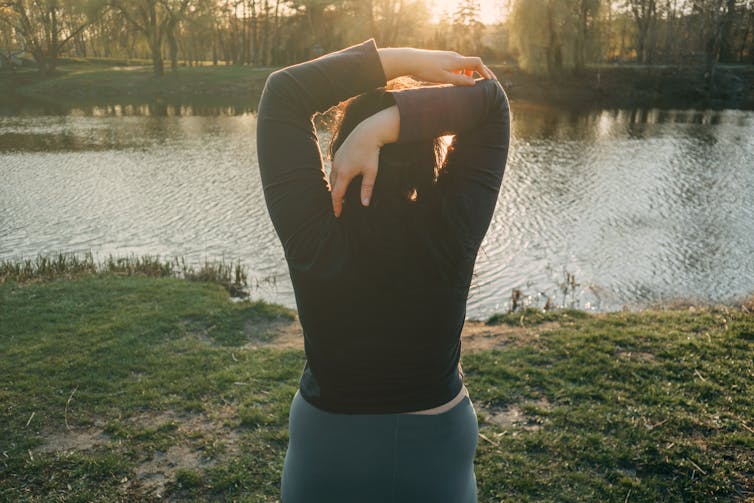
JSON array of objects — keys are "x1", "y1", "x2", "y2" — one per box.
[{"x1": 428, "y1": 0, "x2": 505, "y2": 24}]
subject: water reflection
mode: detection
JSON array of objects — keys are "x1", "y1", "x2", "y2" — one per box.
[
  {"x1": 0, "y1": 99, "x2": 257, "y2": 118},
  {"x1": 1, "y1": 102, "x2": 753, "y2": 317}
]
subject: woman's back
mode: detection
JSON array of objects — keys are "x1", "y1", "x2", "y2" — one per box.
[{"x1": 257, "y1": 39, "x2": 510, "y2": 415}]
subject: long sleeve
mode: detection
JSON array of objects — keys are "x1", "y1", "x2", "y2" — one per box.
[
  {"x1": 256, "y1": 40, "x2": 386, "y2": 272},
  {"x1": 390, "y1": 79, "x2": 511, "y2": 252}
]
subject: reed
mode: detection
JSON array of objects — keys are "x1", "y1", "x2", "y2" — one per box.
[{"x1": 0, "y1": 251, "x2": 249, "y2": 297}]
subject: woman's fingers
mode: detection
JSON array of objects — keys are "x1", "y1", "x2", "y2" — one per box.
[
  {"x1": 446, "y1": 70, "x2": 475, "y2": 86},
  {"x1": 448, "y1": 55, "x2": 496, "y2": 83},
  {"x1": 329, "y1": 167, "x2": 338, "y2": 192},
  {"x1": 360, "y1": 170, "x2": 376, "y2": 207},
  {"x1": 331, "y1": 186, "x2": 344, "y2": 218},
  {"x1": 331, "y1": 165, "x2": 377, "y2": 216},
  {"x1": 483, "y1": 64, "x2": 498, "y2": 81},
  {"x1": 459, "y1": 56, "x2": 486, "y2": 77},
  {"x1": 331, "y1": 176, "x2": 348, "y2": 218}
]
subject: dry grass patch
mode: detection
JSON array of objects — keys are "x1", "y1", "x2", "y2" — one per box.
[{"x1": 480, "y1": 397, "x2": 552, "y2": 432}]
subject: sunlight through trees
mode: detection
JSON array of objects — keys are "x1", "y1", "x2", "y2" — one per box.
[{"x1": 1, "y1": 0, "x2": 753, "y2": 76}]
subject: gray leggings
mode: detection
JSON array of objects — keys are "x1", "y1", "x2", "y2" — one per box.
[{"x1": 281, "y1": 390, "x2": 479, "y2": 503}]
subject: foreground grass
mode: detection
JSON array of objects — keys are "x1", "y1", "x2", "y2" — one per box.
[{"x1": 1, "y1": 276, "x2": 752, "y2": 501}]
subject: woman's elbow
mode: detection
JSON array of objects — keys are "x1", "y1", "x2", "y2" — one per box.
[
  {"x1": 261, "y1": 68, "x2": 296, "y2": 102},
  {"x1": 490, "y1": 80, "x2": 510, "y2": 119}
]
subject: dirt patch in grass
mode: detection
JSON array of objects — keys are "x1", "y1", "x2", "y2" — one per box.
[
  {"x1": 480, "y1": 397, "x2": 552, "y2": 431},
  {"x1": 461, "y1": 321, "x2": 559, "y2": 353},
  {"x1": 192, "y1": 318, "x2": 562, "y2": 354},
  {"x1": 134, "y1": 444, "x2": 206, "y2": 499},
  {"x1": 39, "y1": 427, "x2": 110, "y2": 453},
  {"x1": 38, "y1": 406, "x2": 245, "y2": 500},
  {"x1": 124, "y1": 408, "x2": 243, "y2": 499},
  {"x1": 616, "y1": 350, "x2": 657, "y2": 362},
  {"x1": 178, "y1": 319, "x2": 216, "y2": 346},
  {"x1": 243, "y1": 317, "x2": 301, "y2": 348}
]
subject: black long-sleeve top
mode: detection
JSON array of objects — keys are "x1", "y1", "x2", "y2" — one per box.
[{"x1": 257, "y1": 40, "x2": 510, "y2": 414}]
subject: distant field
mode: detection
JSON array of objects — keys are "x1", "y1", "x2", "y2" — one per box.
[
  {"x1": 1, "y1": 270, "x2": 752, "y2": 501},
  {"x1": 3, "y1": 58, "x2": 754, "y2": 110},
  {"x1": 1, "y1": 60, "x2": 273, "y2": 108}
]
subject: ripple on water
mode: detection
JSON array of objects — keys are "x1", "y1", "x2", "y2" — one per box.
[{"x1": 2, "y1": 106, "x2": 754, "y2": 317}]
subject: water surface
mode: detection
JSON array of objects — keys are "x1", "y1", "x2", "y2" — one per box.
[{"x1": 2, "y1": 102, "x2": 753, "y2": 317}]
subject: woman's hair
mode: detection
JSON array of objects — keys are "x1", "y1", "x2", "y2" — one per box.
[{"x1": 329, "y1": 78, "x2": 445, "y2": 210}]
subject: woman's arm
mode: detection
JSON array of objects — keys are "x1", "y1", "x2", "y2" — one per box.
[
  {"x1": 257, "y1": 40, "x2": 387, "y2": 269},
  {"x1": 328, "y1": 52, "x2": 497, "y2": 216},
  {"x1": 330, "y1": 78, "x2": 510, "y2": 252},
  {"x1": 330, "y1": 105, "x2": 400, "y2": 217},
  {"x1": 258, "y1": 38, "x2": 497, "y2": 263},
  {"x1": 378, "y1": 47, "x2": 495, "y2": 85},
  {"x1": 330, "y1": 79, "x2": 509, "y2": 215}
]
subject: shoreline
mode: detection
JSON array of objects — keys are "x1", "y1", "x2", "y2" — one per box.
[
  {"x1": 3, "y1": 252, "x2": 752, "y2": 319},
  {"x1": 2, "y1": 61, "x2": 753, "y2": 112}
]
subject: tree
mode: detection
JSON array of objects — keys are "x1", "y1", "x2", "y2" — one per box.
[
  {"x1": 574, "y1": 0, "x2": 600, "y2": 71},
  {"x1": 0, "y1": 0, "x2": 105, "y2": 76},
  {"x1": 511, "y1": 0, "x2": 573, "y2": 75},
  {"x1": 452, "y1": 0, "x2": 484, "y2": 54},
  {"x1": 109, "y1": 0, "x2": 195, "y2": 76},
  {"x1": 717, "y1": 0, "x2": 738, "y2": 61},
  {"x1": 286, "y1": 0, "x2": 345, "y2": 50},
  {"x1": 627, "y1": 0, "x2": 657, "y2": 63}
]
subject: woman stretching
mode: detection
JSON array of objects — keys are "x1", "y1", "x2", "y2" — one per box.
[{"x1": 257, "y1": 39, "x2": 510, "y2": 503}]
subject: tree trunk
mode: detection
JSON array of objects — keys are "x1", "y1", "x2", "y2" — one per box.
[
  {"x1": 272, "y1": 0, "x2": 280, "y2": 65},
  {"x1": 32, "y1": 50, "x2": 49, "y2": 77},
  {"x1": 251, "y1": 0, "x2": 258, "y2": 65},
  {"x1": 242, "y1": 1, "x2": 248, "y2": 64},
  {"x1": 168, "y1": 29, "x2": 178, "y2": 72},
  {"x1": 262, "y1": 0, "x2": 271, "y2": 65},
  {"x1": 49, "y1": 4, "x2": 58, "y2": 74},
  {"x1": 575, "y1": 0, "x2": 588, "y2": 72},
  {"x1": 152, "y1": 44, "x2": 164, "y2": 76},
  {"x1": 718, "y1": 0, "x2": 737, "y2": 62},
  {"x1": 546, "y1": 2, "x2": 562, "y2": 77},
  {"x1": 147, "y1": 1, "x2": 164, "y2": 76},
  {"x1": 631, "y1": 0, "x2": 656, "y2": 64}
]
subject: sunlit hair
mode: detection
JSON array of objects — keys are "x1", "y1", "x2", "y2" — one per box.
[{"x1": 329, "y1": 77, "x2": 445, "y2": 208}]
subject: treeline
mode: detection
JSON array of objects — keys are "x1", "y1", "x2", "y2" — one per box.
[
  {"x1": 1, "y1": 0, "x2": 753, "y2": 78},
  {"x1": 511, "y1": 0, "x2": 754, "y2": 75}
]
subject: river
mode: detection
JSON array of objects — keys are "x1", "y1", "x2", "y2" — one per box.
[{"x1": 1, "y1": 101, "x2": 753, "y2": 318}]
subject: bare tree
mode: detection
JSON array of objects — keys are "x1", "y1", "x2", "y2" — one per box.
[
  {"x1": 109, "y1": 0, "x2": 194, "y2": 76},
  {"x1": 574, "y1": 0, "x2": 600, "y2": 72},
  {"x1": 1, "y1": 0, "x2": 105, "y2": 76},
  {"x1": 627, "y1": 0, "x2": 657, "y2": 63}
]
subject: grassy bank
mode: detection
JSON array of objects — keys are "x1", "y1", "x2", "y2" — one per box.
[
  {"x1": 0, "y1": 62, "x2": 271, "y2": 109},
  {"x1": 3, "y1": 59, "x2": 754, "y2": 111},
  {"x1": 496, "y1": 63, "x2": 754, "y2": 110},
  {"x1": 1, "y1": 273, "x2": 753, "y2": 501}
]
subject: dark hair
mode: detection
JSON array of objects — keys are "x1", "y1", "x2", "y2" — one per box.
[{"x1": 329, "y1": 78, "x2": 445, "y2": 212}]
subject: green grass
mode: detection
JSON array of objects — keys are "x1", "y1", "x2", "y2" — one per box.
[
  {"x1": 4, "y1": 59, "x2": 754, "y2": 110},
  {"x1": 1, "y1": 251, "x2": 250, "y2": 298},
  {"x1": 486, "y1": 307, "x2": 590, "y2": 327},
  {"x1": 0, "y1": 61, "x2": 272, "y2": 107},
  {"x1": 470, "y1": 308, "x2": 754, "y2": 501},
  {"x1": 1, "y1": 275, "x2": 752, "y2": 501}
]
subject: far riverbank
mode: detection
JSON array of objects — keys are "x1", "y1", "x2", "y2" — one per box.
[{"x1": 2, "y1": 60, "x2": 753, "y2": 111}]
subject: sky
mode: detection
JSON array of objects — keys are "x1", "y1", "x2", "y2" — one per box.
[{"x1": 428, "y1": 0, "x2": 508, "y2": 24}]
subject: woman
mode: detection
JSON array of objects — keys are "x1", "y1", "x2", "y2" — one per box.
[{"x1": 257, "y1": 39, "x2": 510, "y2": 502}]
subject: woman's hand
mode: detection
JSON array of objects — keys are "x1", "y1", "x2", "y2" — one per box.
[
  {"x1": 330, "y1": 106, "x2": 400, "y2": 218},
  {"x1": 378, "y1": 47, "x2": 497, "y2": 86}
]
